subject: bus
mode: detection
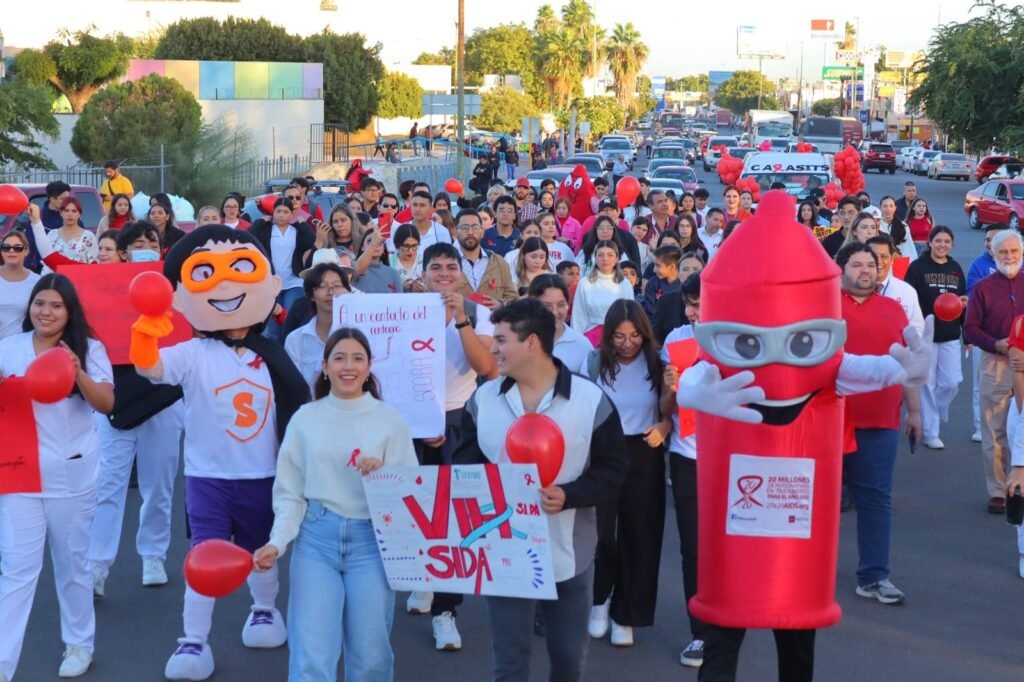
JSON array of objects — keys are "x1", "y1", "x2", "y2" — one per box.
[
  {"x1": 799, "y1": 116, "x2": 862, "y2": 153},
  {"x1": 658, "y1": 111, "x2": 686, "y2": 130}
]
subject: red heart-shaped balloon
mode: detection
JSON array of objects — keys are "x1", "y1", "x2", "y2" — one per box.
[{"x1": 184, "y1": 539, "x2": 253, "y2": 598}]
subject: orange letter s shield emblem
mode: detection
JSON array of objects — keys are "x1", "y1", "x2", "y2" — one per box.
[{"x1": 214, "y1": 378, "x2": 272, "y2": 443}]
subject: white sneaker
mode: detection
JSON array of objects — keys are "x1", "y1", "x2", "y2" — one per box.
[
  {"x1": 164, "y1": 640, "x2": 214, "y2": 681},
  {"x1": 143, "y1": 556, "x2": 168, "y2": 586},
  {"x1": 241, "y1": 606, "x2": 287, "y2": 648},
  {"x1": 406, "y1": 590, "x2": 433, "y2": 614},
  {"x1": 971, "y1": 430, "x2": 982, "y2": 443},
  {"x1": 922, "y1": 437, "x2": 944, "y2": 450},
  {"x1": 432, "y1": 611, "x2": 462, "y2": 651},
  {"x1": 1018, "y1": 554, "x2": 1024, "y2": 580},
  {"x1": 58, "y1": 646, "x2": 92, "y2": 678},
  {"x1": 92, "y1": 566, "x2": 106, "y2": 599},
  {"x1": 588, "y1": 600, "x2": 610, "y2": 638},
  {"x1": 610, "y1": 622, "x2": 633, "y2": 647},
  {"x1": 680, "y1": 639, "x2": 705, "y2": 668}
]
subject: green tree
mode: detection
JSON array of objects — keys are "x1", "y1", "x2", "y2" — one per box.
[
  {"x1": 539, "y1": 29, "x2": 586, "y2": 110},
  {"x1": 714, "y1": 70, "x2": 780, "y2": 113},
  {"x1": 413, "y1": 49, "x2": 453, "y2": 65},
  {"x1": 12, "y1": 29, "x2": 132, "y2": 113},
  {"x1": 70, "y1": 74, "x2": 202, "y2": 163},
  {"x1": 126, "y1": 26, "x2": 166, "y2": 59},
  {"x1": 556, "y1": 96, "x2": 624, "y2": 138},
  {"x1": 302, "y1": 31, "x2": 384, "y2": 129},
  {"x1": 910, "y1": 1, "x2": 1024, "y2": 150},
  {"x1": 534, "y1": 4, "x2": 560, "y2": 35},
  {"x1": 0, "y1": 79, "x2": 60, "y2": 169},
  {"x1": 165, "y1": 118, "x2": 258, "y2": 207},
  {"x1": 606, "y1": 23, "x2": 649, "y2": 112},
  {"x1": 812, "y1": 97, "x2": 841, "y2": 116},
  {"x1": 560, "y1": 0, "x2": 604, "y2": 80},
  {"x1": 668, "y1": 74, "x2": 709, "y2": 92},
  {"x1": 154, "y1": 17, "x2": 302, "y2": 61},
  {"x1": 475, "y1": 87, "x2": 539, "y2": 133},
  {"x1": 376, "y1": 71, "x2": 424, "y2": 119},
  {"x1": 465, "y1": 24, "x2": 545, "y2": 109}
]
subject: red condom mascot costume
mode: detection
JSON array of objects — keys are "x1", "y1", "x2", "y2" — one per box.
[
  {"x1": 676, "y1": 191, "x2": 934, "y2": 681},
  {"x1": 131, "y1": 225, "x2": 309, "y2": 681}
]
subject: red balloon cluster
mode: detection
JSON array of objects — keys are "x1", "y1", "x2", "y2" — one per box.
[
  {"x1": 758, "y1": 140, "x2": 772, "y2": 152},
  {"x1": 616, "y1": 176, "x2": 641, "y2": 209},
  {"x1": 795, "y1": 142, "x2": 814, "y2": 153},
  {"x1": 821, "y1": 182, "x2": 845, "y2": 210},
  {"x1": 185, "y1": 539, "x2": 253, "y2": 598},
  {"x1": 717, "y1": 152, "x2": 743, "y2": 185},
  {"x1": 0, "y1": 185, "x2": 29, "y2": 215},
  {"x1": 832, "y1": 145, "x2": 865, "y2": 196},
  {"x1": 24, "y1": 348, "x2": 77, "y2": 404},
  {"x1": 505, "y1": 413, "x2": 565, "y2": 487},
  {"x1": 735, "y1": 177, "x2": 762, "y2": 203}
]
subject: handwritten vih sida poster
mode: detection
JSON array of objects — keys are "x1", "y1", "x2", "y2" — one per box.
[
  {"x1": 333, "y1": 293, "x2": 445, "y2": 438},
  {"x1": 363, "y1": 464, "x2": 557, "y2": 600}
]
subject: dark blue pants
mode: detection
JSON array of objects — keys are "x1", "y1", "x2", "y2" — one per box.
[{"x1": 845, "y1": 428, "x2": 900, "y2": 586}]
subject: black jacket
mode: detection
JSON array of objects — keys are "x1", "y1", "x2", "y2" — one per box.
[
  {"x1": 248, "y1": 219, "x2": 317, "y2": 279},
  {"x1": 652, "y1": 290, "x2": 686, "y2": 346}
]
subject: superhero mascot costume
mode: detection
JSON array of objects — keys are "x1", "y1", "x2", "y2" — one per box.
[
  {"x1": 130, "y1": 225, "x2": 309, "y2": 681},
  {"x1": 676, "y1": 191, "x2": 934, "y2": 681}
]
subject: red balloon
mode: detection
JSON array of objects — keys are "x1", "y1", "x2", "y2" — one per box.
[
  {"x1": 444, "y1": 178, "x2": 464, "y2": 194},
  {"x1": 24, "y1": 347, "x2": 76, "y2": 404},
  {"x1": 184, "y1": 539, "x2": 253, "y2": 598},
  {"x1": 616, "y1": 176, "x2": 641, "y2": 209},
  {"x1": 0, "y1": 185, "x2": 29, "y2": 215},
  {"x1": 129, "y1": 271, "x2": 174, "y2": 317},
  {"x1": 934, "y1": 293, "x2": 963, "y2": 321},
  {"x1": 258, "y1": 194, "x2": 277, "y2": 215},
  {"x1": 505, "y1": 413, "x2": 566, "y2": 487}
]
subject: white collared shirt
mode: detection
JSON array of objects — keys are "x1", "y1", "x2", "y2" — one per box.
[
  {"x1": 271, "y1": 224, "x2": 302, "y2": 290},
  {"x1": 878, "y1": 272, "x2": 926, "y2": 336},
  {"x1": 459, "y1": 247, "x2": 490, "y2": 290},
  {"x1": 284, "y1": 317, "x2": 326, "y2": 394},
  {"x1": 698, "y1": 227, "x2": 724, "y2": 260}
]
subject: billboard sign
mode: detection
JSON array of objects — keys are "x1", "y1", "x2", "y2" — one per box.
[
  {"x1": 810, "y1": 19, "x2": 843, "y2": 41},
  {"x1": 822, "y1": 65, "x2": 864, "y2": 80},
  {"x1": 736, "y1": 25, "x2": 784, "y2": 59}
]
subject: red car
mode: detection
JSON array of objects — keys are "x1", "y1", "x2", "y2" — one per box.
[
  {"x1": 0, "y1": 184, "x2": 104, "y2": 240},
  {"x1": 975, "y1": 155, "x2": 1024, "y2": 183},
  {"x1": 964, "y1": 179, "x2": 1024, "y2": 231},
  {"x1": 860, "y1": 143, "x2": 897, "y2": 174}
]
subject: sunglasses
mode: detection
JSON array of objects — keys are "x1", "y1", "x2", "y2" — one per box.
[
  {"x1": 285, "y1": 195, "x2": 301, "y2": 201},
  {"x1": 1, "y1": 244, "x2": 27, "y2": 253},
  {"x1": 380, "y1": 203, "x2": 398, "y2": 209}
]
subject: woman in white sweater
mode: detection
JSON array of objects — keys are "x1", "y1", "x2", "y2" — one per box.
[
  {"x1": 571, "y1": 239, "x2": 634, "y2": 335},
  {"x1": 253, "y1": 328, "x2": 417, "y2": 682}
]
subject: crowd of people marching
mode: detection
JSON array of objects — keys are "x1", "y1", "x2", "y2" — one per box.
[{"x1": 0, "y1": 157, "x2": 1022, "y2": 682}]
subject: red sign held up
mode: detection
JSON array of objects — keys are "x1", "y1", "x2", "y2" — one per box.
[
  {"x1": 0, "y1": 378, "x2": 42, "y2": 494},
  {"x1": 667, "y1": 338, "x2": 699, "y2": 438}
]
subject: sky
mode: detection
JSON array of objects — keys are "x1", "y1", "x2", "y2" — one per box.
[{"x1": 1, "y1": 0, "x2": 1014, "y2": 83}]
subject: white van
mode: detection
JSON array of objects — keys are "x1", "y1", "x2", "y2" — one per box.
[{"x1": 739, "y1": 153, "x2": 835, "y2": 201}]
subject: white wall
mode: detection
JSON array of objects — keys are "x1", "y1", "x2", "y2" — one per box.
[
  {"x1": 201, "y1": 99, "x2": 324, "y2": 159},
  {"x1": 45, "y1": 115, "x2": 84, "y2": 168}
]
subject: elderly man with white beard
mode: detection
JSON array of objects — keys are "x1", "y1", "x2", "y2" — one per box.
[{"x1": 964, "y1": 229, "x2": 1024, "y2": 515}]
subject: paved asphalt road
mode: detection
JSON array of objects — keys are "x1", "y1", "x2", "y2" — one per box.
[{"x1": 16, "y1": 158, "x2": 1024, "y2": 681}]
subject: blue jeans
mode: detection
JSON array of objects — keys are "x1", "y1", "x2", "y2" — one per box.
[
  {"x1": 287, "y1": 502, "x2": 395, "y2": 682},
  {"x1": 845, "y1": 428, "x2": 899, "y2": 586},
  {"x1": 264, "y1": 286, "x2": 304, "y2": 343}
]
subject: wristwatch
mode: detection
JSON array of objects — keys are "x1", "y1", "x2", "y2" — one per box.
[{"x1": 455, "y1": 318, "x2": 472, "y2": 330}]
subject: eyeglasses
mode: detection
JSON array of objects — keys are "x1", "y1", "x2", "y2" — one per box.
[
  {"x1": 457, "y1": 224, "x2": 483, "y2": 232},
  {"x1": 497, "y1": 207, "x2": 516, "y2": 213},
  {"x1": 399, "y1": 242, "x2": 419, "y2": 250},
  {"x1": 315, "y1": 285, "x2": 348, "y2": 295},
  {"x1": 1, "y1": 244, "x2": 26, "y2": 253}
]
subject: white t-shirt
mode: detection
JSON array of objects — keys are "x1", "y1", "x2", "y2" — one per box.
[
  {"x1": 0, "y1": 333, "x2": 113, "y2": 496},
  {"x1": 284, "y1": 317, "x2": 325, "y2": 395},
  {"x1": 271, "y1": 224, "x2": 303, "y2": 291},
  {"x1": 0, "y1": 272, "x2": 40, "y2": 339},
  {"x1": 156, "y1": 338, "x2": 279, "y2": 479},
  {"x1": 570, "y1": 272, "x2": 634, "y2": 333},
  {"x1": 698, "y1": 227, "x2": 724, "y2": 260},
  {"x1": 387, "y1": 221, "x2": 453, "y2": 255},
  {"x1": 594, "y1": 354, "x2": 659, "y2": 436},
  {"x1": 505, "y1": 241, "x2": 576, "y2": 272},
  {"x1": 553, "y1": 325, "x2": 593, "y2": 374},
  {"x1": 660, "y1": 325, "x2": 697, "y2": 459},
  {"x1": 445, "y1": 307, "x2": 495, "y2": 412}
]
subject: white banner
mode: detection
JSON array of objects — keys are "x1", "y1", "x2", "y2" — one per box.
[
  {"x1": 726, "y1": 454, "x2": 815, "y2": 539},
  {"x1": 332, "y1": 293, "x2": 445, "y2": 438},
  {"x1": 363, "y1": 464, "x2": 557, "y2": 599}
]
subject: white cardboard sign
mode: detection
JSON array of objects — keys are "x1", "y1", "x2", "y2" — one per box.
[{"x1": 726, "y1": 454, "x2": 815, "y2": 539}]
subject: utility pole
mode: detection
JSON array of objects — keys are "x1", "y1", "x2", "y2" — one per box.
[
  {"x1": 797, "y1": 41, "x2": 804, "y2": 118},
  {"x1": 757, "y1": 56, "x2": 763, "y2": 108},
  {"x1": 456, "y1": 0, "x2": 466, "y2": 181}
]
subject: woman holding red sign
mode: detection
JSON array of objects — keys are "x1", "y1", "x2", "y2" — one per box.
[
  {"x1": 585, "y1": 300, "x2": 671, "y2": 648},
  {"x1": 0, "y1": 274, "x2": 114, "y2": 680}
]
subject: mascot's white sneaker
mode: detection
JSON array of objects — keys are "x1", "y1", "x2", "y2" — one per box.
[
  {"x1": 164, "y1": 640, "x2": 214, "y2": 681},
  {"x1": 241, "y1": 606, "x2": 287, "y2": 648}
]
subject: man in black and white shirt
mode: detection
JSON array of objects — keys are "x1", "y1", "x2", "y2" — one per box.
[{"x1": 454, "y1": 298, "x2": 627, "y2": 681}]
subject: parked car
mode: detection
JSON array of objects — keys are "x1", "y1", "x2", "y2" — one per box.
[
  {"x1": 964, "y1": 179, "x2": 1024, "y2": 230},
  {"x1": 649, "y1": 166, "x2": 701, "y2": 192},
  {"x1": 645, "y1": 158, "x2": 688, "y2": 175},
  {"x1": 860, "y1": 143, "x2": 897, "y2": 174},
  {"x1": 895, "y1": 144, "x2": 921, "y2": 170},
  {"x1": 649, "y1": 146, "x2": 687, "y2": 167},
  {"x1": 976, "y1": 155, "x2": 1024, "y2": 183},
  {"x1": 244, "y1": 189, "x2": 350, "y2": 224},
  {"x1": 926, "y1": 152, "x2": 972, "y2": 180},
  {"x1": 913, "y1": 150, "x2": 941, "y2": 175},
  {"x1": 521, "y1": 166, "x2": 575, "y2": 193},
  {"x1": 598, "y1": 137, "x2": 634, "y2": 170},
  {"x1": 0, "y1": 184, "x2": 104, "y2": 240},
  {"x1": 703, "y1": 136, "x2": 740, "y2": 172},
  {"x1": 989, "y1": 162, "x2": 1024, "y2": 180}
]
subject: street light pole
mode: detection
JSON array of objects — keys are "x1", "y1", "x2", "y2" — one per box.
[{"x1": 456, "y1": 0, "x2": 466, "y2": 181}]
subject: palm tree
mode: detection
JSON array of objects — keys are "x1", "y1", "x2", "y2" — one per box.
[
  {"x1": 560, "y1": 0, "x2": 604, "y2": 82},
  {"x1": 606, "y1": 23, "x2": 649, "y2": 111},
  {"x1": 540, "y1": 29, "x2": 586, "y2": 110},
  {"x1": 534, "y1": 4, "x2": 560, "y2": 35}
]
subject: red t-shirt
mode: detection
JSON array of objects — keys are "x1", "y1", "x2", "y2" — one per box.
[
  {"x1": 841, "y1": 291, "x2": 909, "y2": 430},
  {"x1": 907, "y1": 216, "x2": 932, "y2": 242}
]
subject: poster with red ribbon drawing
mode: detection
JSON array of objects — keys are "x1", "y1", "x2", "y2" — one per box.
[
  {"x1": 333, "y1": 293, "x2": 445, "y2": 438},
  {"x1": 726, "y1": 454, "x2": 815, "y2": 539},
  {"x1": 363, "y1": 464, "x2": 557, "y2": 599}
]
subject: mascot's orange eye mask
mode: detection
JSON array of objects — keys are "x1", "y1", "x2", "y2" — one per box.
[{"x1": 181, "y1": 249, "x2": 269, "y2": 293}]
